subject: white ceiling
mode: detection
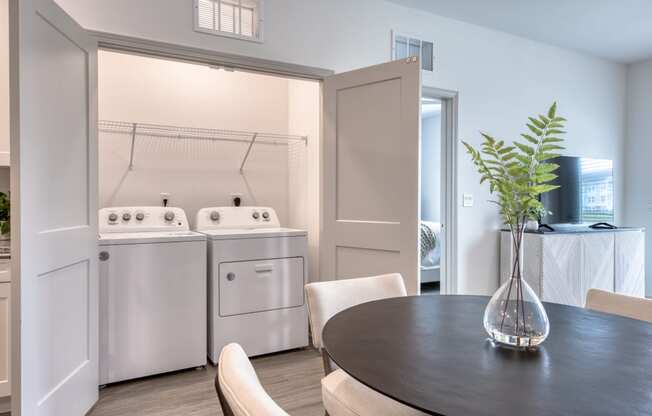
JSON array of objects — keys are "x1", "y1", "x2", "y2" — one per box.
[{"x1": 388, "y1": 0, "x2": 652, "y2": 63}]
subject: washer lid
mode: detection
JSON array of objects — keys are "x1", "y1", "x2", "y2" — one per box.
[
  {"x1": 98, "y1": 230, "x2": 206, "y2": 245},
  {"x1": 199, "y1": 227, "x2": 307, "y2": 240}
]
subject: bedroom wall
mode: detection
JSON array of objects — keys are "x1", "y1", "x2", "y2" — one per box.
[
  {"x1": 421, "y1": 114, "x2": 442, "y2": 222},
  {"x1": 98, "y1": 50, "x2": 292, "y2": 226},
  {"x1": 57, "y1": 0, "x2": 627, "y2": 294},
  {"x1": 624, "y1": 58, "x2": 652, "y2": 296}
]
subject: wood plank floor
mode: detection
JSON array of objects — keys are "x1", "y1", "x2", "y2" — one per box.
[{"x1": 89, "y1": 348, "x2": 325, "y2": 416}]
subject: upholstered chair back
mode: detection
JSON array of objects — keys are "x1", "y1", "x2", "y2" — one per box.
[
  {"x1": 305, "y1": 273, "x2": 408, "y2": 350},
  {"x1": 216, "y1": 343, "x2": 289, "y2": 416},
  {"x1": 586, "y1": 289, "x2": 652, "y2": 323}
]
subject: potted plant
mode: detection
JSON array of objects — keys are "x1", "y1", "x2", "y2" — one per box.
[
  {"x1": 0, "y1": 192, "x2": 8, "y2": 239},
  {"x1": 463, "y1": 102, "x2": 566, "y2": 348}
]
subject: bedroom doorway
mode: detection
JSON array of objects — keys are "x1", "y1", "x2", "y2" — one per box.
[{"x1": 420, "y1": 88, "x2": 458, "y2": 295}]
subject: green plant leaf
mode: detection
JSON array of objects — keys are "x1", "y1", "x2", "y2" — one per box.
[
  {"x1": 536, "y1": 163, "x2": 560, "y2": 174},
  {"x1": 534, "y1": 173, "x2": 558, "y2": 182},
  {"x1": 515, "y1": 155, "x2": 531, "y2": 165},
  {"x1": 548, "y1": 102, "x2": 557, "y2": 119},
  {"x1": 537, "y1": 152, "x2": 562, "y2": 161},
  {"x1": 529, "y1": 117, "x2": 545, "y2": 129},
  {"x1": 514, "y1": 142, "x2": 535, "y2": 155},
  {"x1": 546, "y1": 129, "x2": 566, "y2": 135},
  {"x1": 527, "y1": 124, "x2": 543, "y2": 136},
  {"x1": 543, "y1": 137, "x2": 564, "y2": 143},
  {"x1": 521, "y1": 134, "x2": 539, "y2": 144},
  {"x1": 533, "y1": 184, "x2": 560, "y2": 194},
  {"x1": 498, "y1": 146, "x2": 515, "y2": 154},
  {"x1": 541, "y1": 144, "x2": 565, "y2": 151}
]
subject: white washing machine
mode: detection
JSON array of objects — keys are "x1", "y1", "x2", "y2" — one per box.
[
  {"x1": 195, "y1": 206, "x2": 309, "y2": 362},
  {"x1": 98, "y1": 206, "x2": 207, "y2": 384}
]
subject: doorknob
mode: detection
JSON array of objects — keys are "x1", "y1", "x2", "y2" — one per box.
[{"x1": 99, "y1": 251, "x2": 110, "y2": 261}]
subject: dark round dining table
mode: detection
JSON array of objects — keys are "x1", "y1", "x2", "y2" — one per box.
[{"x1": 321, "y1": 295, "x2": 652, "y2": 416}]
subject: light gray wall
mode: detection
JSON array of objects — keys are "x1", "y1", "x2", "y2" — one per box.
[
  {"x1": 624, "y1": 58, "x2": 652, "y2": 296},
  {"x1": 56, "y1": 0, "x2": 628, "y2": 295},
  {"x1": 421, "y1": 114, "x2": 441, "y2": 222}
]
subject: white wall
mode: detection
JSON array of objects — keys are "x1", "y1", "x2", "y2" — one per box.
[
  {"x1": 624, "y1": 58, "x2": 652, "y2": 296},
  {"x1": 421, "y1": 114, "x2": 441, "y2": 222},
  {"x1": 98, "y1": 50, "x2": 292, "y2": 225},
  {"x1": 287, "y1": 79, "x2": 321, "y2": 283},
  {"x1": 58, "y1": 0, "x2": 628, "y2": 294}
]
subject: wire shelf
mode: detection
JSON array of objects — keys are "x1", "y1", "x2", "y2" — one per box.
[{"x1": 98, "y1": 120, "x2": 307, "y2": 172}]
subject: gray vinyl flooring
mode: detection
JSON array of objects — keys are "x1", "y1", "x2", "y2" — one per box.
[{"x1": 89, "y1": 348, "x2": 325, "y2": 416}]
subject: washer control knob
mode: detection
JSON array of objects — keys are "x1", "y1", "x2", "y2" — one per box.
[
  {"x1": 122, "y1": 212, "x2": 132, "y2": 221},
  {"x1": 262, "y1": 211, "x2": 270, "y2": 220},
  {"x1": 164, "y1": 211, "x2": 175, "y2": 222},
  {"x1": 252, "y1": 211, "x2": 260, "y2": 220},
  {"x1": 210, "y1": 211, "x2": 220, "y2": 221},
  {"x1": 108, "y1": 213, "x2": 118, "y2": 223},
  {"x1": 135, "y1": 212, "x2": 145, "y2": 221},
  {"x1": 226, "y1": 272, "x2": 236, "y2": 281}
]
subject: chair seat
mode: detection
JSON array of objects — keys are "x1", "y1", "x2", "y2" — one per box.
[{"x1": 322, "y1": 369, "x2": 426, "y2": 416}]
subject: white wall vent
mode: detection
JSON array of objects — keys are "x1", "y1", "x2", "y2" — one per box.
[
  {"x1": 194, "y1": 0, "x2": 264, "y2": 42},
  {"x1": 392, "y1": 31, "x2": 434, "y2": 71}
]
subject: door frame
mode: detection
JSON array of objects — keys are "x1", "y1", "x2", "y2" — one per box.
[
  {"x1": 90, "y1": 30, "x2": 333, "y2": 80},
  {"x1": 422, "y1": 86, "x2": 459, "y2": 295}
]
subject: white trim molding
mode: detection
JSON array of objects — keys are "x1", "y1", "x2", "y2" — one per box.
[
  {"x1": 91, "y1": 30, "x2": 333, "y2": 81},
  {"x1": 422, "y1": 86, "x2": 459, "y2": 295}
]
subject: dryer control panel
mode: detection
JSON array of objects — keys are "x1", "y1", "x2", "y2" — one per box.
[
  {"x1": 195, "y1": 206, "x2": 281, "y2": 231},
  {"x1": 99, "y1": 206, "x2": 190, "y2": 233}
]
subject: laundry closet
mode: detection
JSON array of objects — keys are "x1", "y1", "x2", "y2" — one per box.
[
  {"x1": 98, "y1": 50, "x2": 320, "y2": 277},
  {"x1": 96, "y1": 50, "x2": 321, "y2": 378}
]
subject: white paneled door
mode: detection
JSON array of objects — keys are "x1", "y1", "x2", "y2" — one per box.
[
  {"x1": 11, "y1": 0, "x2": 98, "y2": 414},
  {"x1": 321, "y1": 58, "x2": 421, "y2": 294}
]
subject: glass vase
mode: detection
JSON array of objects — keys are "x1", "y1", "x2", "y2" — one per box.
[{"x1": 483, "y1": 231, "x2": 550, "y2": 349}]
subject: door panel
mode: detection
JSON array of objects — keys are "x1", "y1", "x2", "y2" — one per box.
[
  {"x1": 11, "y1": 0, "x2": 98, "y2": 414},
  {"x1": 322, "y1": 58, "x2": 421, "y2": 294}
]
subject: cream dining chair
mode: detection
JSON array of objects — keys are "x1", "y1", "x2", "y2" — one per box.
[
  {"x1": 305, "y1": 273, "x2": 426, "y2": 416},
  {"x1": 585, "y1": 289, "x2": 652, "y2": 323},
  {"x1": 215, "y1": 343, "x2": 289, "y2": 416}
]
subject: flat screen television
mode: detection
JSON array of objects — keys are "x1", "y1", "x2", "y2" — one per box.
[{"x1": 539, "y1": 156, "x2": 614, "y2": 225}]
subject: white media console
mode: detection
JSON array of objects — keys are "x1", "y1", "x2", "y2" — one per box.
[{"x1": 500, "y1": 228, "x2": 645, "y2": 307}]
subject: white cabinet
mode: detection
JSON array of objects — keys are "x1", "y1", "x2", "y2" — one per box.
[
  {"x1": 0, "y1": 281, "x2": 9, "y2": 397},
  {"x1": 501, "y1": 229, "x2": 646, "y2": 307}
]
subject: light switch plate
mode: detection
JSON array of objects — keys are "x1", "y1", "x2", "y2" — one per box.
[{"x1": 463, "y1": 193, "x2": 474, "y2": 207}]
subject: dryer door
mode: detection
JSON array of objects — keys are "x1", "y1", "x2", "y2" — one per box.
[{"x1": 219, "y1": 257, "x2": 305, "y2": 316}]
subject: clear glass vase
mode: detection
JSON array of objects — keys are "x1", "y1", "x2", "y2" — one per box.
[{"x1": 483, "y1": 231, "x2": 550, "y2": 349}]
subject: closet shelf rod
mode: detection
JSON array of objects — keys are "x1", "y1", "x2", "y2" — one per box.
[{"x1": 98, "y1": 120, "x2": 307, "y2": 170}]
